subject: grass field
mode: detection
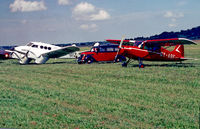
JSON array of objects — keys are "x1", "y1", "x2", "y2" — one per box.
[{"x1": 0, "y1": 43, "x2": 200, "y2": 128}]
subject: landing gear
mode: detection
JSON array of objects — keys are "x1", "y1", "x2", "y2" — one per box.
[
  {"x1": 138, "y1": 58, "x2": 145, "y2": 68},
  {"x1": 122, "y1": 58, "x2": 131, "y2": 67},
  {"x1": 139, "y1": 63, "x2": 145, "y2": 68},
  {"x1": 122, "y1": 62, "x2": 128, "y2": 67},
  {"x1": 121, "y1": 58, "x2": 145, "y2": 68}
]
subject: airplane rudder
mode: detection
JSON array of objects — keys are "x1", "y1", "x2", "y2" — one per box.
[{"x1": 173, "y1": 45, "x2": 184, "y2": 57}]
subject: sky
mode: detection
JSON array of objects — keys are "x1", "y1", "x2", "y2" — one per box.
[{"x1": 0, "y1": 0, "x2": 200, "y2": 46}]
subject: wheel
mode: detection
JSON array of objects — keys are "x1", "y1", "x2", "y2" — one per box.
[
  {"x1": 122, "y1": 62, "x2": 127, "y2": 67},
  {"x1": 77, "y1": 61, "x2": 82, "y2": 64},
  {"x1": 87, "y1": 58, "x2": 93, "y2": 64},
  {"x1": 139, "y1": 64, "x2": 145, "y2": 68},
  {"x1": 115, "y1": 58, "x2": 121, "y2": 62}
]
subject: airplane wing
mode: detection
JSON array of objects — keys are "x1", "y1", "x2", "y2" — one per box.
[
  {"x1": 106, "y1": 39, "x2": 136, "y2": 46},
  {"x1": 107, "y1": 38, "x2": 197, "y2": 46},
  {"x1": 42, "y1": 46, "x2": 80, "y2": 58},
  {"x1": 144, "y1": 38, "x2": 197, "y2": 46}
]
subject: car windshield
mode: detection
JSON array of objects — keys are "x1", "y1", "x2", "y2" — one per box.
[{"x1": 91, "y1": 48, "x2": 95, "y2": 52}]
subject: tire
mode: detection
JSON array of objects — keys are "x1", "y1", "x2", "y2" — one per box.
[
  {"x1": 122, "y1": 62, "x2": 127, "y2": 67},
  {"x1": 87, "y1": 58, "x2": 93, "y2": 64},
  {"x1": 139, "y1": 64, "x2": 145, "y2": 68},
  {"x1": 115, "y1": 58, "x2": 121, "y2": 62}
]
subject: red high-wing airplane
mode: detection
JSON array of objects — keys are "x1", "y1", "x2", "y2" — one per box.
[{"x1": 106, "y1": 38, "x2": 197, "y2": 68}]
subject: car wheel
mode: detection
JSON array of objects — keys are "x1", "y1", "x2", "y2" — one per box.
[
  {"x1": 87, "y1": 59, "x2": 93, "y2": 64},
  {"x1": 116, "y1": 57, "x2": 121, "y2": 62}
]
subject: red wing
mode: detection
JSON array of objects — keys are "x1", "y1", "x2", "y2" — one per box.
[
  {"x1": 144, "y1": 38, "x2": 197, "y2": 46},
  {"x1": 106, "y1": 39, "x2": 136, "y2": 46}
]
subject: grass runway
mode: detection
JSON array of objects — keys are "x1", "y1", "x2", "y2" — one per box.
[{"x1": 0, "y1": 43, "x2": 200, "y2": 128}]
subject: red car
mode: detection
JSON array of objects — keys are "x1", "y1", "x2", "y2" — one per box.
[
  {"x1": 77, "y1": 44, "x2": 126, "y2": 64},
  {"x1": 0, "y1": 50, "x2": 10, "y2": 60}
]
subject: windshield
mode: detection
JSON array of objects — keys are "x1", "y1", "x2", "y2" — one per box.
[{"x1": 26, "y1": 43, "x2": 33, "y2": 46}]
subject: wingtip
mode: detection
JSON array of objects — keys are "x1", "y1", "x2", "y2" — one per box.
[{"x1": 178, "y1": 38, "x2": 197, "y2": 45}]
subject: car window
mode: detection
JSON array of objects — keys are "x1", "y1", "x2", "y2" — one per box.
[
  {"x1": 115, "y1": 48, "x2": 119, "y2": 52},
  {"x1": 99, "y1": 47, "x2": 106, "y2": 52},
  {"x1": 107, "y1": 47, "x2": 114, "y2": 52}
]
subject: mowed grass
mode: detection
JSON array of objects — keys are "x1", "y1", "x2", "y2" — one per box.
[{"x1": 0, "y1": 43, "x2": 200, "y2": 128}]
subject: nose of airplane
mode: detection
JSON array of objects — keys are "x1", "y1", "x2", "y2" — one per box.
[{"x1": 14, "y1": 46, "x2": 22, "y2": 51}]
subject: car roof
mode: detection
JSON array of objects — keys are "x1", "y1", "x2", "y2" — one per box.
[{"x1": 93, "y1": 44, "x2": 119, "y2": 47}]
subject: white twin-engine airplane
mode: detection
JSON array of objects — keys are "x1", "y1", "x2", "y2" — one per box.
[{"x1": 8, "y1": 42, "x2": 80, "y2": 64}]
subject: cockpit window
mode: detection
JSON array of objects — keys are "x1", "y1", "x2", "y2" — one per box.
[
  {"x1": 144, "y1": 44, "x2": 161, "y2": 51},
  {"x1": 32, "y1": 45, "x2": 38, "y2": 48},
  {"x1": 26, "y1": 43, "x2": 33, "y2": 46}
]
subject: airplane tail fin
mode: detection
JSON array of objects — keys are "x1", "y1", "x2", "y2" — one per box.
[{"x1": 172, "y1": 45, "x2": 184, "y2": 57}]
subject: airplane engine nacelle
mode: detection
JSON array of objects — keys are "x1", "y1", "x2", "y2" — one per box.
[{"x1": 35, "y1": 56, "x2": 49, "y2": 64}]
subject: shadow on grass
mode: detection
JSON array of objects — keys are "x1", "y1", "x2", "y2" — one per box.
[
  {"x1": 46, "y1": 60, "x2": 77, "y2": 64},
  {"x1": 12, "y1": 60, "x2": 78, "y2": 65},
  {"x1": 129, "y1": 63, "x2": 198, "y2": 68}
]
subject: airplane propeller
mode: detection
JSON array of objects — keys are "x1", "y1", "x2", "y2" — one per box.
[{"x1": 114, "y1": 36, "x2": 125, "y2": 62}]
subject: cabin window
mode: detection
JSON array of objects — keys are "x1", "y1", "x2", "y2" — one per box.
[
  {"x1": 44, "y1": 46, "x2": 47, "y2": 50},
  {"x1": 48, "y1": 47, "x2": 51, "y2": 50},
  {"x1": 144, "y1": 45, "x2": 161, "y2": 51},
  {"x1": 40, "y1": 46, "x2": 43, "y2": 49},
  {"x1": 144, "y1": 45, "x2": 149, "y2": 50}
]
